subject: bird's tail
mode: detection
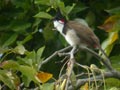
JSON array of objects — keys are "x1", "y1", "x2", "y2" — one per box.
[{"x1": 98, "y1": 45, "x2": 113, "y2": 71}]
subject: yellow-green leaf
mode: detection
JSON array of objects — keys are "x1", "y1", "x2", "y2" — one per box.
[
  {"x1": 14, "y1": 44, "x2": 26, "y2": 55},
  {"x1": 34, "y1": 12, "x2": 53, "y2": 19},
  {"x1": 1, "y1": 60, "x2": 19, "y2": 70},
  {"x1": 105, "y1": 7, "x2": 120, "y2": 15},
  {"x1": 100, "y1": 32, "x2": 118, "y2": 56},
  {"x1": 98, "y1": 15, "x2": 120, "y2": 32}
]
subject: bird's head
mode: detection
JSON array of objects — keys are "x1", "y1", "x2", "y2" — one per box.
[
  {"x1": 53, "y1": 8, "x2": 66, "y2": 32},
  {"x1": 53, "y1": 8, "x2": 66, "y2": 22}
]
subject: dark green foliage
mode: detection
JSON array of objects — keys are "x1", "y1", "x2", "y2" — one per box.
[{"x1": 0, "y1": 0, "x2": 120, "y2": 89}]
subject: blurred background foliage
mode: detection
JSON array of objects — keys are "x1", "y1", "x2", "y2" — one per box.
[{"x1": 0, "y1": 0, "x2": 120, "y2": 89}]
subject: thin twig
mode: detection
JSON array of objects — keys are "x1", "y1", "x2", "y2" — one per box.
[
  {"x1": 81, "y1": 46, "x2": 114, "y2": 71},
  {"x1": 59, "y1": 59, "x2": 69, "y2": 78},
  {"x1": 38, "y1": 46, "x2": 72, "y2": 69}
]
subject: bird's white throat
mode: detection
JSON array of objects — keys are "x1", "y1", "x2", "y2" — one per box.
[
  {"x1": 53, "y1": 20, "x2": 81, "y2": 46},
  {"x1": 53, "y1": 20, "x2": 64, "y2": 36}
]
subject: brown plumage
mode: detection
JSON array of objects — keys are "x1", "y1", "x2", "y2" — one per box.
[{"x1": 63, "y1": 21, "x2": 100, "y2": 48}]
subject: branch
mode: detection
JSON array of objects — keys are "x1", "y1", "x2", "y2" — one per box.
[
  {"x1": 65, "y1": 58, "x2": 75, "y2": 90},
  {"x1": 38, "y1": 46, "x2": 72, "y2": 69},
  {"x1": 68, "y1": 70, "x2": 120, "y2": 90},
  {"x1": 81, "y1": 46, "x2": 114, "y2": 71}
]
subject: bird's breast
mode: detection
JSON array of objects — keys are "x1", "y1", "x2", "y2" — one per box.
[{"x1": 65, "y1": 29, "x2": 80, "y2": 46}]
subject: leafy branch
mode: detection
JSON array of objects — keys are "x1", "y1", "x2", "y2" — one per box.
[{"x1": 41, "y1": 46, "x2": 120, "y2": 90}]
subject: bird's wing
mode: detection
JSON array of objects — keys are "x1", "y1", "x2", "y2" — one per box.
[{"x1": 66, "y1": 21, "x2": 100, "y2": 48}]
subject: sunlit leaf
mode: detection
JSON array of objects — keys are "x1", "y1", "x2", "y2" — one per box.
[
  {"x1": 0, "y1": 70, "x2": 16, "y2": 89},
  {"x1": 19, "y1": 65, "x2": 38, "y2": 86},
  {"x1": 17, "y1": 50, "x2": 36, "y2": 67},
  {"x1": 57, "y1": 1, "x2": 65, "y2": 13},
  {"x1": 80, "y1": 82, "x2": 89, "y2": 90},
  {"x1": 105, "y1": 7, "x2": 120, "y2": 15},
  {"x1": 36, "y1": 72, "x2": 53, "y2": 83},
  {"x1": 109, "y1": 87, "x2": 119, "y2": 90},
  {"x1": 41, "y1": 83, "x2": 54, "y2": 90},
  {"x1": 12, "y1": 73, "x2": 21, "y2": 89},
  {"x1": 35, "y1": 0, "x2": 50, "y2": 5},
  {"x1": 100, "y1": 32, "x2": 118, "y2": 56},
  {"x1": 60, "y1": 79, "x2": 67, "y2": 90},
  {"x1": 1, "y1": 60, "x2": 19, "y2": 70},
  {"x1": 34, "y1": 12, "x2": 53, "y2": 19},
  {"x1": 14, "y1": 44, "x2": 26, "y2": 55},
  {"x1": 36, "y1": 46, "x2": 45, "y2": 63}
]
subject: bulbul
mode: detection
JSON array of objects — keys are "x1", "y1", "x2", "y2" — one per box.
[{"x1": 53, "y1": 9, "x2": 112, "y2": 70}]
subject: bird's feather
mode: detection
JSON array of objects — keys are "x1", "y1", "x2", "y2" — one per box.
[{"x1": 63, "y1": 21, "x2": 100, "y2": 48}]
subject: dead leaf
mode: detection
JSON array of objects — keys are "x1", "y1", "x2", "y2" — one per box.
[
  {"x1": 98, "y1": 15, "x2": 120, "y2": 32},
  {"x1": 80, "y1": 82, "x2": 89, "y2": 90},
  {"x1": 98, "y1": 21, "x2": 115, "y2": 32},
  {"x1": 36, "y1": 72, "x2": 53, "y2": 83}
]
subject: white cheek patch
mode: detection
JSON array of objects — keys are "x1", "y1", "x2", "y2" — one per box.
[
  {"x1": 53, "y1": 20, "x2": 64, "y2": 35},
  {"x1": 53, "y1": 21, "x2": 59, "y2": 28}
]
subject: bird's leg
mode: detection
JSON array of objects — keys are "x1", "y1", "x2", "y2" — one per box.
[
  {"x1": 70, "y1": 46, "x2": 77, "y2": 59},
  {"x1": 58, "y1": 46, "x2": 77, "y2": 58}
]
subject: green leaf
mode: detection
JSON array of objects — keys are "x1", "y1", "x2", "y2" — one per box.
[
  {"x1": 100, "y1": 32, "x2": 118, "y2": 56},
  {"x1": 10, "y1": 20, "x2": 31, "y2": 33},
  {"x1": 18, "y1": 34, "x2": 33, "y2": 45},
  {"x1": 14, "y1": 44, "x2": 26, "y2": 55},
  {"x1": 19, "y1": 65, "x2": 39, "y2": 87},
  {"x1": 105, "y1": 7, "x2": 120, "y2": 15},
  {"x1": 12, "y1": 0, "x2": 30, "y2": 10},
  {"x1": 37, "y1": 46, "x2": 45, "y2": 62},
  {"x1": 1, "y1": 60, "x2": 20, "y2": 70},
  {"x1": 110, "y1": 55, "x2": 120, "y2": 70},
  {"x1": 0, "y1": 70, "x2": 16, "y2": 89},
  {"x1": 85, "y1": 11, "x2": 95, "y2": 26},
  {"x1": 70, "y1": 72, "x2": 77, "y2": 87},
  {"x1": 35, "y1": 0, "x2": 50, "y2": 5},
  {"x1": 34, "y1": 12, "x2": 53, "y2": 19},
  {"x1": 106, "y1": 78, "x2": 120, "y2": 88},
  {"x1": 3, "y1": 33, "x2": 18, "y2": 47},
  {"x1": 58, "y1": 1, "x2": 66, "y2": 13},
  {"x1": 43, "y1": 23, "x2": 54, "y2": 41},
  {"x1": 65, "y1": 3, "x2": 76, "y2": 15},
  {"x1": 17, "y1": 51, "x2": 36, "y2": 66},
  {"x1": 41, "y1": 83, "x2": 54, "y2": 90}
]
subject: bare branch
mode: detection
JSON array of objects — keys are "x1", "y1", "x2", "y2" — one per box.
[
  {"x1": 65, "y1": 58, "x2": 75, "y2": 90},
  {"x1": 81, "y1": 46, "x2": 114, "y2": 71},
  {"x1": 38, "y1": 46, "x2": 72, "y2": 69},
  {"x1": 68, "y1": 70, "x2": 120, "y2": 90}
]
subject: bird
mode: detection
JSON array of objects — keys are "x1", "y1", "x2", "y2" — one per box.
[{"x1": 52, "y1": 9, "x2": 112, "y2": 70}]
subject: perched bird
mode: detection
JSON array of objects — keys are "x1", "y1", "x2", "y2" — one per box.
[{"x1": 53, "y1": 9, "x2": 112, "y2": 70}]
